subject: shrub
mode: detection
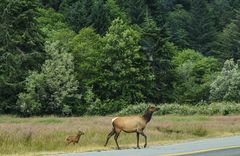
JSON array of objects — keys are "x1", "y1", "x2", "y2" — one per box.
[
  {"x1": 117, "y1": 102, "x2": 240, "y2": 116},
  {"x1": 210, "y1": 59, "x2": 240, "y2": 102},
  {"x1": 87, "y1": 99, "x2": 128, "y2": 116},
  {"x1": 117, "y1": 103, "x2": 148, "y2": 115},
  {"x1": 191, "y1": 126, "x2": 208, "y2": 137},
  {"x1": 173, "y1": 49, "x2": 219, "y2": 104}
]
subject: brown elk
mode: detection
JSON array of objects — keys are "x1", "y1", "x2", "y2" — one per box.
[
  {"x1": 104, "y1": 105, "x2": 158, "y2": 149},
  {"x1": 65, "y1": 130, "x2": 84, "y2": 145}
]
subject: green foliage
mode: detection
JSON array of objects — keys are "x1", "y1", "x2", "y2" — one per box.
[
  {"x1": 117, "y1": 103, "x2": 148, "y2": 115},
  {"x1": 191, "y1": 127, "x2": 208, "y2": 137},
  {"x1": 173, "y1": 49, "x2": 219, "y2": 103},
  {"x1": 83, "y1": 87, "x2": 127, "y2": 115},
  {"x1": 116, "y1": 0, "x2": 146, "y2": 24},
  {"x1": 37, "y1": 8, "x2": 69, "y2": 37},
  {"x1": 140, "y1": 19, "x2": 177, "y2": 103},
  {"x1": 67, "y1": 28, "x2": 102, "y2": 91},
  {"x1": 3, "y1": 0, "x2": 240, "y2": 115},
  {"x1": 87, "y1": 99, "x2": 127, "y2": 116},
  {"x1": 214, "y1": 10, "x2": 240, "y2": 61},
  {"x1": 210, "y1": 0, "x2": 233, "y2": 31},
  {"x1": 0, "y1": 0, "x2": 45, "y2": 113},
  {"x1": 40, "y1": 0, "x2": 62, "y2": 10},
  {"x1": 17, "y1": 42, "x2": 80, "y2": 116},
  {"x1": 95, "y1": 18, "x2": 154, "y2": 103},
  {"x1": 166, "y1": 4, "x2": 190, "y2": 48},
  {"x1": 118, "y1": 102, "x2": 240, "y2": 116},
  {"x1": 188, "y1": 0, "x2": 216, "y2": 55},
  {"x1": 210, "y1": 59, "x2": 240, "y2": 102},
  {"x1": 64, "y1": 0, "x2": 124, "y2": 34}
]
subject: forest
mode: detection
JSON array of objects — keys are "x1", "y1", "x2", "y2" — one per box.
[{"x1": 1, "y1": 0, "x2": 240, "y2": 116}]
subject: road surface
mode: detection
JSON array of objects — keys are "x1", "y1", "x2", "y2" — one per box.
[{"x1": 56, "y1": 135, "x2": 240, "y2": 156}]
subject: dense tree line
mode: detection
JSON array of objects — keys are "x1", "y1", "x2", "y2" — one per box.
[{"x1": 1, "y1": 0, "x2": 240, "y2": 116}]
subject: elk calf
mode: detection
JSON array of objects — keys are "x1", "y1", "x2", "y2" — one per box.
[
  {"x1": 104, "y1": 105, "x2": 158, "y2": 149},
  {"x1": 66, "y1": 130, "x2": 84, "y2": 145}
]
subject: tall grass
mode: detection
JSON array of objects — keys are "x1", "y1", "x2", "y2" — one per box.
[{"x1": 1, "y1": 115, "x2": 240, "y2": 156}]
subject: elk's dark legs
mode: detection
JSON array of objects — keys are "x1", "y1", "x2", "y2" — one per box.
[
  {"x1": 140, "y1": 131, "x2": 147, "y2": 148},
  {"x1": 136, "y1": 132, "x2": 140, "y2": 149},
  {"x1": 114, "y1": 132, "x2": 120, "y2": 149},
  {"x1": 104, "y1": 128, "x2": 115, "y2": 146}
]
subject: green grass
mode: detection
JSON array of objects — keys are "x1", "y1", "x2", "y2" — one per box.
[{"x1": 1, "y1": 115, "x2": 240, "y2": 156}]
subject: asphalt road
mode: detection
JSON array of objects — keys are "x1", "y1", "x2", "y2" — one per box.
[{"x1": 56, "y1": 136, "x2": 240, "y2": 156}]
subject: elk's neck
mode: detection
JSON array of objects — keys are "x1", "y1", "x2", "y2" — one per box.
[
  {"x1": 143, "y1": 111, "x2": 153, "y2": 123},
  {"x1": 77, "y1": 135, "x2": 81, "y2": 139}
]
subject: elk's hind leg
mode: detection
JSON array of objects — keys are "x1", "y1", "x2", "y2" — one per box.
[
  {"x1": 114, "y1": 132, "x2": 121, "y2": 150},
  {"x1": 104, "y1": 128, "x2": 115, "y2": 146}
]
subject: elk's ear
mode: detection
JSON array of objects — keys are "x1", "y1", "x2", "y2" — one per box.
[{"x1": 147, "y1": 105, "x2": 151, "y2": 110}]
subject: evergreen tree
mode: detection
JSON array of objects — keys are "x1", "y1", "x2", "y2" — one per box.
[
  {"x1": 40, "y1": 0, "x2": 62, "y2": 10},
  {"x1": 90, "y1": 0, "x2": 111, "y2": 34},
  {"x1": 65, "y1": 0, "x2": 93, "y2": 32},
  {"x1": 166, "y1": 4, "x2": 190, "y2": 48},
  {"x1": 188, "y1": 0, "x2": 216, "y2": 55},
  {"x1": 65, "y1": 0, "x2": 122, "y2": 34},
  {"x1": 116, "y1": 0, "x2": 146, "y2": 24},
  {"x1": 146, "y1": 0, "x2": 176, "y2": 26},
  {"x1": 0, "y1": 0, "x2": 45, "y2": 113},
  {"x1": 214, "y1": 10, "x2": 240, "y2": 61},
  {"x1": 210, "y1": 0, "x2": 233, "y2": 31},
  {"x1": 140, "y1": 18, "x2": 177, "y2": 103}
]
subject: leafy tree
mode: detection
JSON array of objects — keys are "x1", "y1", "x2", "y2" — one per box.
[
  {"x1": 210, "y1": 59, "x2": 240, "y2": 102},
  {"x1": 17, "y1": 42, "x2": 80, "y2": 116},
  {"x1": 95, "y1": 18, "x2": 154, "y2": 103},
  {"x1": 0, "y1": 0, "x2": 45, "y2": 113},
  {"x1": 188, "y1": 0, "x2": 216, "y2": 55},
  {"x1": 67, "y1": 28, "x2": 102, "y2": 92},
  {"x1": 173, "y1": 49, "x2": 219, "y2": 103},
  {"x1": 37, "y1": 8, "x2": 69, "y2": 37},
  {"x1": 106, "y1": 0, "x2": 128, "y2": 21}
]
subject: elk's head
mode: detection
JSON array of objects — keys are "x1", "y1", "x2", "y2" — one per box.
[
  {"x1": 78, "y1": 130, "x2": 84, "y2": 135},
  {"x1": 147, "y1": 105, "x2": 159, "y2": 113}
]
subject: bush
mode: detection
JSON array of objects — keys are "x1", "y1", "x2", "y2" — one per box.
[
  {"x1": 191, "y1": 126, "x2": 208, "y2": 137},
  {"x1": 117, "y1": 102, "x2": 240, "y2": 116},
  {"x1": 210, "y1": 59, "x2": 240, "y2": 102},
  {"x1": 87, "y1": 99, "x2": 128, "y2": 115},
  {"x1": 117, "y1": 103, "x2": 148, "y2": 115},
  {"x1": 173, "y1": 49, "x2": 219, "y2": 104}
]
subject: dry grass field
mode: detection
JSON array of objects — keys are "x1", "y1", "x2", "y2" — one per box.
[{"x1": 1, "y1": 115, "x2": 240, "y2": 156}]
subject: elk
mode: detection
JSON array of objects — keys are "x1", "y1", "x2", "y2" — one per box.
[
  {"x1": 65, "y1": 130, "x2": 84, "y2": 145},
  {"x1": 104, "y1": 105, "x2": 158, "y2": 149}
]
